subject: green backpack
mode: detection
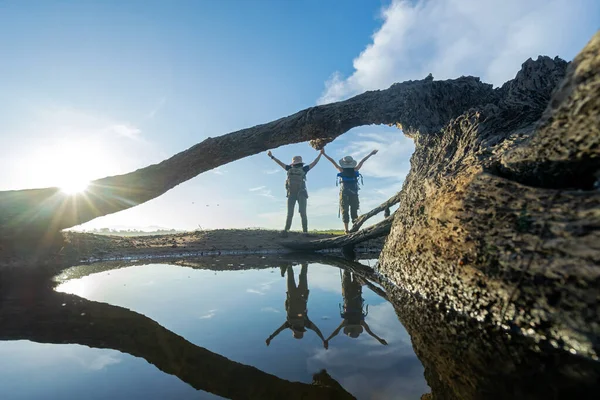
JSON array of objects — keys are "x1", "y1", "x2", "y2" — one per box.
[{"x1": 286, "y1": 167, "x2": 307, "y2": 197}]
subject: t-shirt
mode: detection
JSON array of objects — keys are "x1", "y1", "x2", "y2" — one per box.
[{"x1": 285, "y1": 165, "x2": 310, "y2": 174}]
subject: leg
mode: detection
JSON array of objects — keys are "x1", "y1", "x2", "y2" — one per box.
[
  {"x1": 341, "y1": 270, "x2": 352, "y2": 299},
  {"x1": 298, "y1": 263, "x2": 308, "y2": 293},
  {"x1": 340, "y1": 192, "x2": 350, "y2": 233},
  {"x1": 350, "y1": 194, "x2": 359, "y2": 225},
  {"x1": 298, "y1": 192, "x2": 308, "y2": 233},
  {"x1": 284, "y1": 194, "x2": 297, "y2": 231},
  {"x1": 287, "y1": 266, "x2": 296, "y2": 291}
]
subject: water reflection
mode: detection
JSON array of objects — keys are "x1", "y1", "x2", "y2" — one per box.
[
  {"x1": 326, "y1": 271, "x2": 387, "y2": 346},
  {"x1": 1, "y1": 254, "x2": 599, "y2": 400},
  {"x1": 267, "y1": 263, "x2": 327, "y2": 347}
]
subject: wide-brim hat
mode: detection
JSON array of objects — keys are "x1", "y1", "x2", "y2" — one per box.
[
  {"x1": 292, "y1": 326, "x2": 306, "y2": 339},
  {"x1": 339, "y1": 156, "x2": 357, "y2": 168},
  {"x1": 343, "y1": 324, "x2": 363, "y2": 338},
  {"x1": 291, "y1": 156, "x2": 303, "y2": 165}
]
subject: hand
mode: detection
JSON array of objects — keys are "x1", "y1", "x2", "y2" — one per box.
[
  {"x1": 324, "y1": 340, "x2": 329, "y2": 350},
  {"x1": 267, "y1": 151, "x2": 273, "y2": 157},
  {"x1": 379, "y1": 339, "x2": 388, "y2": 345},
  {"x1": 266, "y1": 338, "x2": 271, "y2": 346},
  {"x1": 371, "y1": 149, "x2": 379, "y2": 155},
  {"x1": 320, "y1": 148, "x2": 325, "y2": 155}
]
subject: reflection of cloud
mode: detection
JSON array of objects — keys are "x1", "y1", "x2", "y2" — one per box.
[
  {"x1": 306, "y1": 301, "x2": 428, "y2": 400},
  {"x1": 87, "y1": 354, "x2": 122, "y2": 371},
  {"x1": 199, "y1": 309, "x2": 217, "y2": 319},
  {"x1": 260, "y1": 307, "x2": 280, "y2": 313},
  {"x1": 304, "y1": 264, "x2": 343, "y2": 294},
  {"x1": 247, "y1": 279, "x2": 277, "y2": 296}
]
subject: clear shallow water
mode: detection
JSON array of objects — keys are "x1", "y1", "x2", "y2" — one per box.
[{"x1": 0, "y1": 260, "x2": 429, "y2": 400}]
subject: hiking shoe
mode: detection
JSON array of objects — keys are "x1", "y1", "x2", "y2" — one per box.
[
  {"x1": 280, "y1": 266, "x2": 286, "y2": 277},
  {"x1": 280, "y1": 230, "x2": 289, "y2": 238}
]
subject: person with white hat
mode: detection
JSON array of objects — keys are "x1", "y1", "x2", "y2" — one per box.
[
  {"x1": 322, "y1": 149, "x2": 378, "y2": 233},
  {"x1": 324, "y1": 270, "x2": 387, "y2": 347},
  {"x1": 267, "y1": 149, "x2": 323, "y2": 236}
]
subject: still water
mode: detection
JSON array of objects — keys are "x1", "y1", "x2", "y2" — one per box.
[{"x1": 0, "y1": 258, "x2": 429, "y2": 399}]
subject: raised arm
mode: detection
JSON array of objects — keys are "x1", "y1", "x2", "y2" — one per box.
[
  {"x1": 322, "y1": 149, "x2": 343, "y2": 172},
  {"x1": 355, "y1": 149, "x2": 378, "y2": 171},
  {"x1": 308, "y1": 150, "x2": 323, "y2": 170},
  {"x1": 267, "y1": 151, "x2": 287, "y2": 170},
  {"x1": 266, "y1": 321, "x2": 289, "y2": 345},
  {"x1": 325, "y1": 320, "x2": 346, "y2": 342},
  {"x1": 361, "y1": 321, "x2": 387, "y2": 345},
  {"x1": 307, "y1": 318, "x2": 327, "y2": 348}
]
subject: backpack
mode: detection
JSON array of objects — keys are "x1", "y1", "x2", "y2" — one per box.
[
  {"x1": 337, "y1": 168, "x2": 362, "y2": 195},
  {"x1": 286, "y1": 166, "x2": 307, "y2": 197}
]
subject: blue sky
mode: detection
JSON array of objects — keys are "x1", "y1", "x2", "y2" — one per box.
[{"x1": 0, "y1": 0, "x2": 598, "y2": 231}]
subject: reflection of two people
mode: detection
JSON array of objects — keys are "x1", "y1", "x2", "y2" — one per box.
[
  {"x1": 266, "y1": 264, "x2": 387, "y2": 348},
  {"x1": 266, "y1": 263, "x2": 328, "y2": 348},
  {"x1": 325, "y1": 270, "x2": 387, "y2": 346}
]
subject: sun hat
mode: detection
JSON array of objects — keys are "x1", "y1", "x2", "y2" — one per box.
[
  {"x1": 343, "y1": 324, "x2": 363, "y2": 338},
  {"x1": 339, "y1": 156, "x2": 357, "y2": 168},
  {"x1": 291, "y1": 156, "x2": 303, "y2": 165}
]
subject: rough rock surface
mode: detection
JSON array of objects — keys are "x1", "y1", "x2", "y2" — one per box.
[
  {"x1": 382, "y1": 280, "x2": 600, "y2": 399},
  {"x1": 379, "y1": 32, "x2": 600, "y2": 360}
]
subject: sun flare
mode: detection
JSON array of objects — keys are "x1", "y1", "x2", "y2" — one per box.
[
  {"x1": 60, "y1": 179, "x2": 90, "y2": 195},
  {"x1": 24, "y1": 139, "x2": 114, "y2": 195}
]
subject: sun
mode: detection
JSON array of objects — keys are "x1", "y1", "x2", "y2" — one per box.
[
  {"x1": 24, "y1": 139, "x2": 109, "y2": 195},
  {"x1": 60, "y1": 179, "x2": 90, "y2": 195}
]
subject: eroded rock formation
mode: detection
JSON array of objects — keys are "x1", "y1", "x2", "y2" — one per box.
[{"x1": 378, "y1": 32, "x2": 599, "y2": 361}]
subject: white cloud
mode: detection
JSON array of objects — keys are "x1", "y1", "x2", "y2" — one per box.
[
  {"x1": 337, "y1": 131, "x2": 414, "y2": 180},
  {"x1": 211, "y1": 166, "x2": 227, "y2": 175},
  {"x1": 109, "y1": 123, "x2": 142, "y2": 139},
  {"x1": 318, "y1": 0, "x2": 598, "y2": 104},
  {"x1": 264, "y1": 168, "x2": 280, "y2": 175},
  {"x1": 249, "y1": 185, "x2": 275, "y2": 199}
]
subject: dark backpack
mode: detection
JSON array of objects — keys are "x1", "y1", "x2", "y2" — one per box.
[
  {"x1": 286, "y1": 166, "x2": 307, "y2": 196},
  {"x1": 337, "y1": 168, "x2": 362, "y2": 194}
]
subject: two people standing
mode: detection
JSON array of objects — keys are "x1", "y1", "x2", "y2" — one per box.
[
  {"x1": 267, "y1": 147, "x2": 378, "y2": 234},
  {"x1": 265, "y1": 264, "x2": 387, "y2": 348}
]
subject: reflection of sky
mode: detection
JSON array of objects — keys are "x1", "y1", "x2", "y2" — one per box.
[
  {"x1": 0, "y1": 341, "x2": 213, "y2": 400},
  {"x1": 2, "y1": 262, "x2": 429, "y2": 399}
]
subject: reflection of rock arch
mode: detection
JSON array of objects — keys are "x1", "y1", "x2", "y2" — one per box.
[{"x1": 0, "y1": 274, "x2": 354, "y2": 400}]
